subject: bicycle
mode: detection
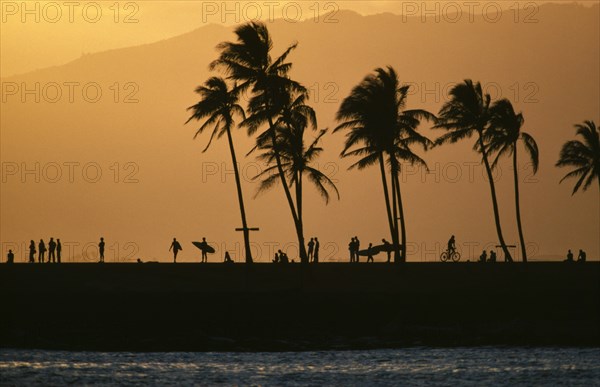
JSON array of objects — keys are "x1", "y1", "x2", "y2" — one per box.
[{"x1": 440, "y1": 248, "x2": 461, "y2": 262}]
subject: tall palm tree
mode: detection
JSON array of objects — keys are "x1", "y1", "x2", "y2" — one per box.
[
  {"x1": 249, "y1": 92, "x2": 338, "y2": 263},
  {"x1": 486, "y1": 99, "x2": 539, "y2": 263},
  {"x1": 335, "y1": 66, "x2": 434, "y2": 262},
  {"x1": 556, "y1": 120, "x2": 600, "y2": 194},
  {"x1": 210, "y1": 22, "x2": 310, "y2": 262},
  {"x1": 434, "y1": 80, "x2": 514, "y2": 262},
  {"x1": 185, "y1": 77, "x2": 254, "y2": 263}
]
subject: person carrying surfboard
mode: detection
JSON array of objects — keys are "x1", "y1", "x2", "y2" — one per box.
[
  {"x1": 200, "y1": 237, "x2": 208, "y2": 263},
  {"x1": 169, "y1": 238, "x2": 182, "y2": 263}
]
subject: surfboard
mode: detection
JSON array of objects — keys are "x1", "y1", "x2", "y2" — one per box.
[
  {"x1": 192, "y1": 241, "x2": 215, "y2": 254},
  {"x1": 372, "y1": 243, "x2": 401, "y2": 253},
  {"x1": 357, "y1": 244, "x2": 402, "y2": 256},
  {"x1": 357, "y1": 248, "x2": 378, "y2": 257}
]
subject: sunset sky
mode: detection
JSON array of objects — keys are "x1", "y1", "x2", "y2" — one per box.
[
  {"x1": 2, "y1": 1, "x2": 595, "y2": 76},
  {"x1": 1, "y1": 1, "x2": 599, "y2": 263}
]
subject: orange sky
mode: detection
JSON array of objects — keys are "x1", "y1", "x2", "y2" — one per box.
[{"x1": 2, "y1": 1, "x2": 596, "y2": 76}]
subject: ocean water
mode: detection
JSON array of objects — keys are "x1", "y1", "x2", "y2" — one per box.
[{"x1": 1, "y1": 347, "x2": 599, "y2": 386}]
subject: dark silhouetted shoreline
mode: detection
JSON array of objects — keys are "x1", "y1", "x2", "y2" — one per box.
[{"x1": 1, "y1": 263, "x2": 598, "y2": 351}]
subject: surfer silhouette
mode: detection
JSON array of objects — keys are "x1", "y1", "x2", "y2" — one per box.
[
  {"x1": 169, "y1": 238, "x2": 182, "y2": 263},
  {"x1": 48, "y1": 238, "x2": 56, "y2": 263},
  {"x1": 99, "y1": 237, "x2": 105, "y2": 263},
  {"x1": 307, "y1": 238, "x2": 315, "y2": 262},
  {"x1": 29, "y1": 240, "x2": 36, "y2": 263},
  {"x1": 38, "y1": 239, "x2": 46, "y2": 263},
  {"x1": 200, "y1": 237, "x2": 208, "y2": 262},
  {"x1": 6, "y1": 249, "x2": 14, "y2": 264},
  {"x1": 367, "y1": 243, "x2": 374, "y2": 263},
  {"x1": 382, "y1": 239, "x2": 392, "y2": 263},
  {"x1": 314, "y1": 237, "x2": 320, "y2": 263}
]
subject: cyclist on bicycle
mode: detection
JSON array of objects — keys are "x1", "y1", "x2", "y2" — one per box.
[{"x1": 447, "y1": 235, "x2": 456, "y2": 256}]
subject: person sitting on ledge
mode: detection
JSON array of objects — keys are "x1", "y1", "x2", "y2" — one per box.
[
  {"x1": 224, "y1": 251, "x2": 234, "y2": 264},
  {"x1": 479, "y1": 250, "x2": 487, "y2": 263},
  {"x1": 488, "y1": 251, "x2": 497, "y2": 263},
  {"x1": 273, "y1": 252, "x2": 280, "y2": 263},
  {"x1": 137, "y1": 258, "x2": 143, "y2": 264},
  {"x1": 577, "y1": 249, "x2": 586, "y2": 263},
  {"x1": 280, "y1": 251, "x2": 289, "y2": 264},
  {"x1": 564, "y1": 249, "x2": 574, "y2": 263}
]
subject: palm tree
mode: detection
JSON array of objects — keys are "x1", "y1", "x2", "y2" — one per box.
[
  {"x1": 210, "y1": 22, "x2": 310, "y2": 262},
  {"x1": 185, "y1": 77, "x2": 254, "y2": 263},
  {"x1": 434, "y1": 80, "x2": 514, "y2": 262},
  {"x1": 556, "y1": 120, "x2": 600, "y2": 194},
  {"x1": 335, "y1": 67, "x2": 434, "y2": 262},
  {"x1": 252, "y1": 125, "x2": 340, "y2": 235},
  {"x1": 486, "y1": 99, "x2": 539, "y2": 263}
]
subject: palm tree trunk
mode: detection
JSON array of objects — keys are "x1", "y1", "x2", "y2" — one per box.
[
  {"x1": 225, "y1": 127, "x2": 253, "y2": 263},
  {"x1": 393, "y1": 170, "x2": 407, "y2": 263},
  {"x1": 477, "y1": 132, "x2": 513, "y2": 262},
  {"x1": 513, "y1": 145, "x2": 527, "y2": 263},
  {"x1": 268, "y1": 117, "x2": 308, "y2": 263},
  {"x1": 379, "y1": 153, "x2": 399, "y2": 259}
]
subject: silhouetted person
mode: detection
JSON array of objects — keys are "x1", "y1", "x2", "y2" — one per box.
[
  {"x1": 38, "y1": 239, "x2": 46, "y2": 263},
  {"x1": 367, "y1": 243, "x2": 374, "y2": 263},
  {"x1": 280, "y1": 251, "x2": 289, "y2": 264},
  {"x1": 99, "y1": 237, "x2": 105, "y2": 263},
  {"x1": 7, "y1": 250, "x2": 14, "y2": 264},
  {"x1": 314, "y1": 237, "x2": 320, "y2": 263},
  {"x1": 564, "y1": 249, "x2": 574, "y2": 263},
  {"x1": 273, "y1": 252, "x2": 280, "y2": 263},
  {"x1": 348, "y1": 238, "x2": 354, "y2": 262},
  {"x1": 169, "y1": 238, "x2": 182, "y2": 263},
  {"x1": 355, "y1": 236, "x2": 360, "y2": 263},
  {"x1": 56, "y1": 239, "x2": 62, "y2": 263},
  {"x1": 224, "y1": 251, "x2": 234, "y2": 264},
  {"x1": 137, "y1": 258, "x2": 143, "y2": 264},
  {"x1": 488, "y1": 250, "x2": 497, "y2": 263},
  {"x1": 447, "y1": 235, "x2": 456, "y2": 256},
  {"x1": 479, "y1": 250, "x2": 487, "y2": 263},
  {"x1": 29, "y1": 240, "x2": 36, "y2": 263},
  {"x1": 577, "y1": 249, "x2": 586, "y2": 263},
  {"x1": 307, "y1": 238, "x2": 315, "y2": 262},
  {"x1": 48, "y1": 238, "x2": 56, "y2": 263},
  {"x1": 200, "y1": 237, "x2": 208, "y2": 263},
  {"x1": 382, "y1": 239, "x2": 392, "y2": 263}
]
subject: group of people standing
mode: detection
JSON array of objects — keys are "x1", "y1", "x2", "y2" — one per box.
[{"x1": 27, "y1": 238, "x2": 62, "y2": 263}]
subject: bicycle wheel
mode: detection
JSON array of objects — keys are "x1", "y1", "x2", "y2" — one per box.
[
  {"x1": 440, "y1": 252, "x2": 449, "y2": 262},
  {"x1": 451, "y1": 251, "x2": 461, "y2": 262}
]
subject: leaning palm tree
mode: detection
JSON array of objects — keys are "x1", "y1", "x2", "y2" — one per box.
[
  {"x1": 335, "y1": 66, "x2": 434, "y2": 262},
  {"x1": 210, "y1": 21, "x2": 310, "y2": 262},
  {"x1": 486, "y1": 99, "x2": 539, "y2": 263},
  {"x1": 252, "y1": 126, "x2": 340, "y2": 237},
  {"x1": 186, "y1": 77, "x2": 254, "y2": 263},
  {"x1": 556, "y1": 120, "x2": 600, "y2": 194},
  {"x1": 434, "y1": 80, "x2": 513, "y2": 262}
]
